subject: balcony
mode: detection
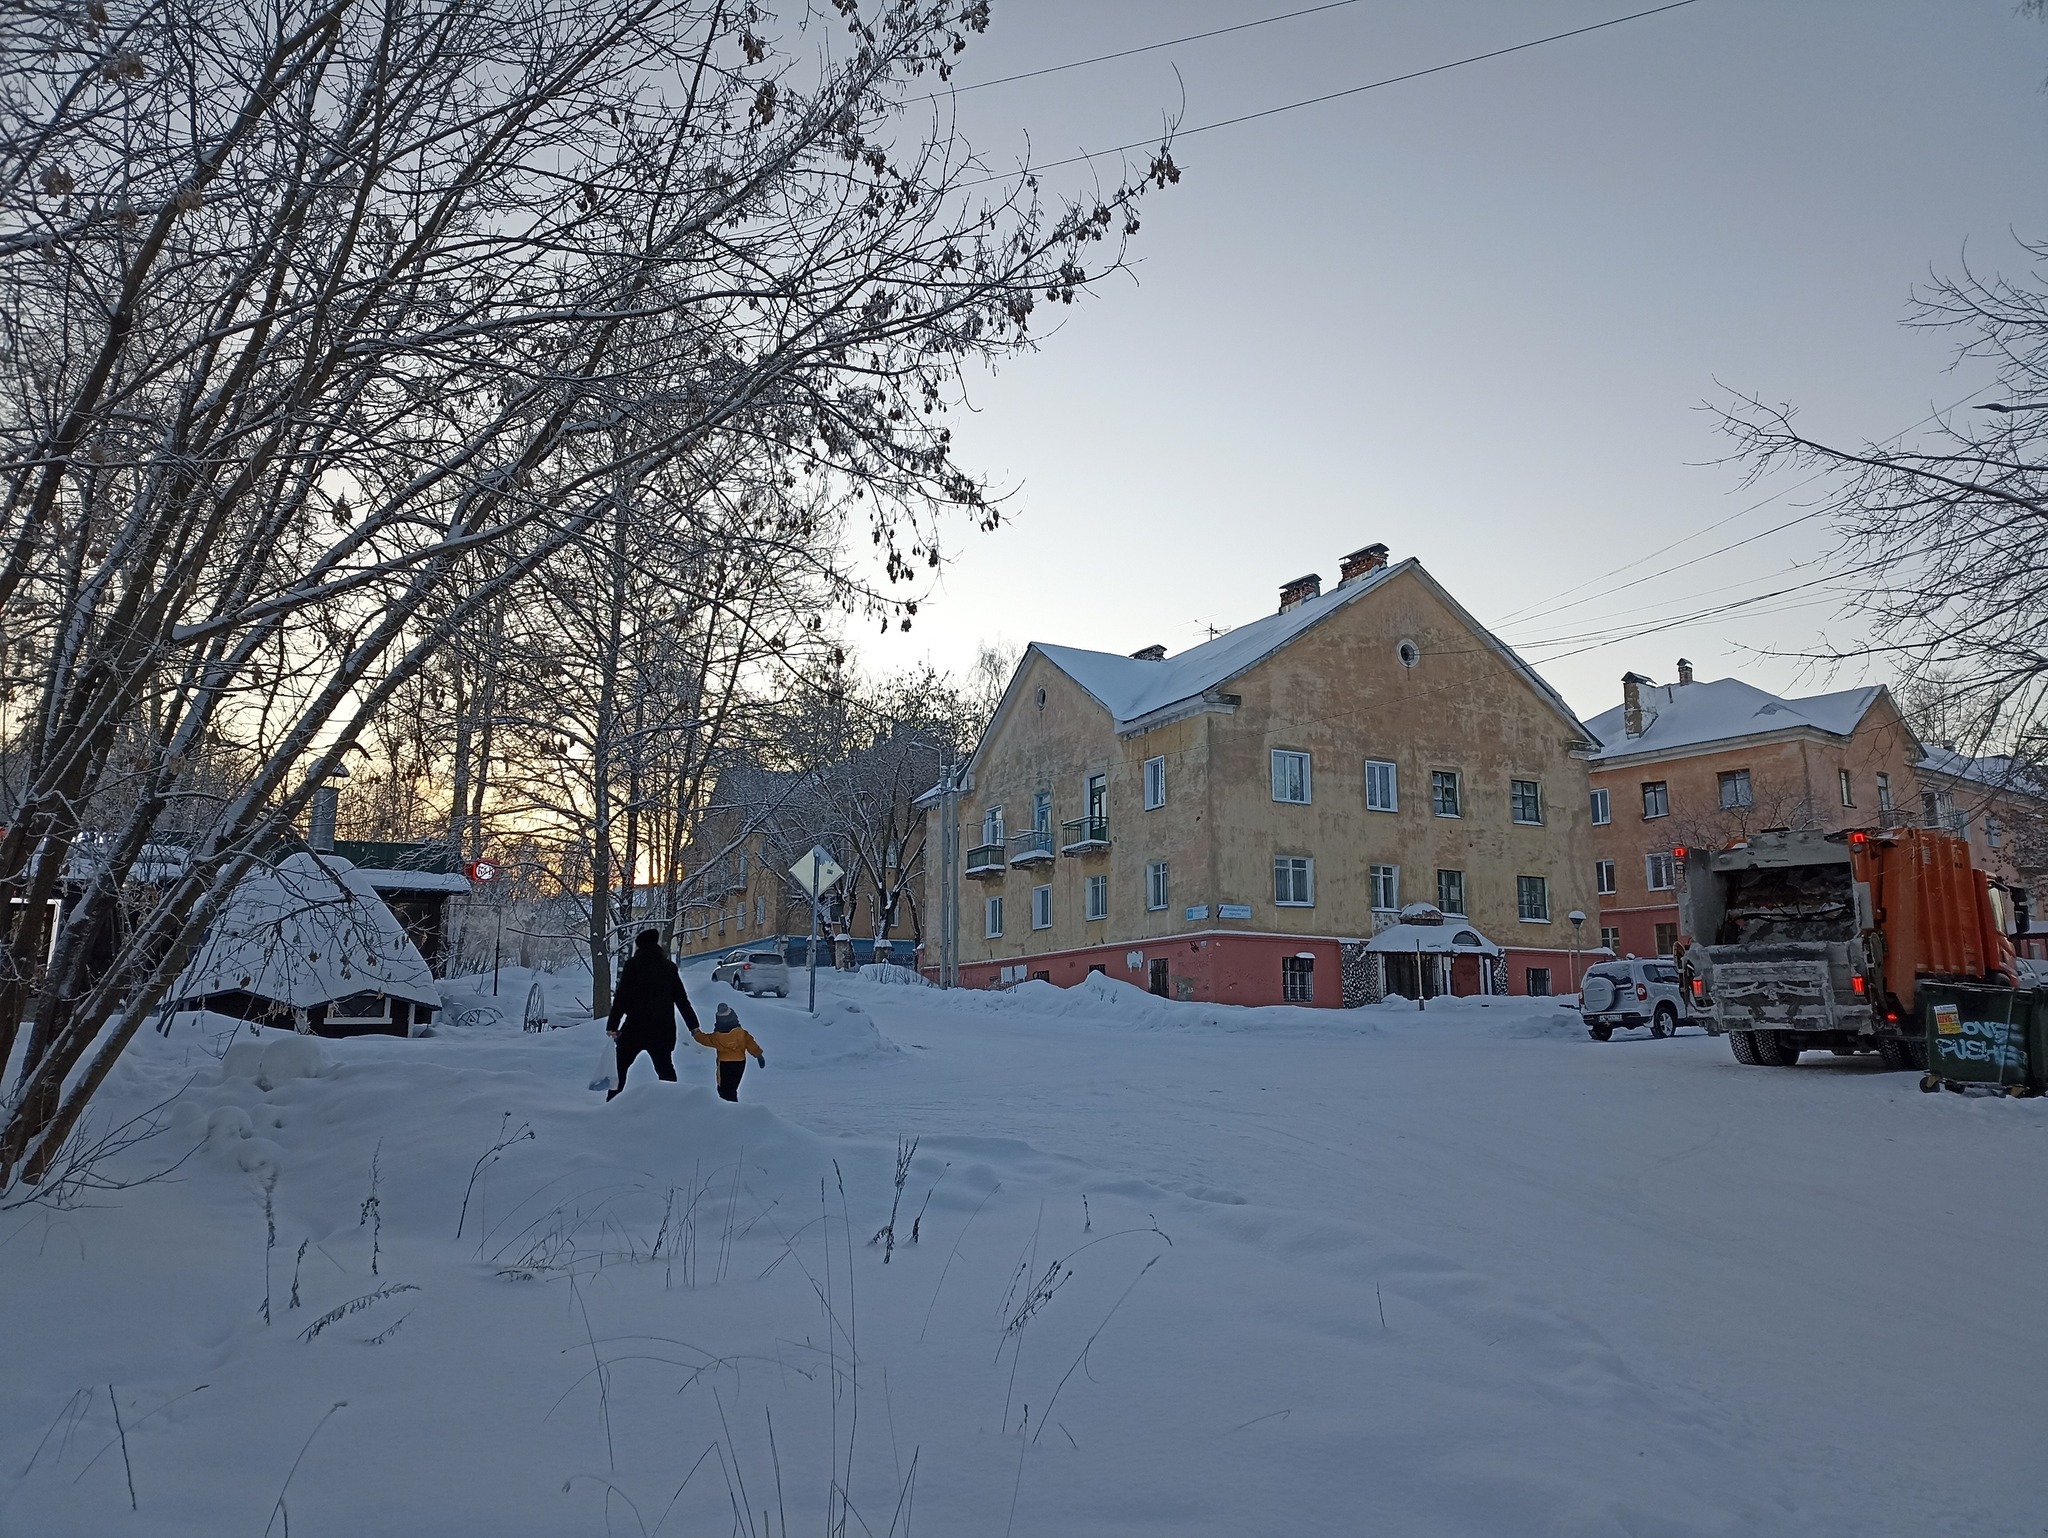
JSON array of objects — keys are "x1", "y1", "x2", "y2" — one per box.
[
  {"x1": 965, "y1": 843, "x2": 1007, "y2": 878},
  {"x1": 1008, "y1": 827, "x2": 1056, "y2": 866},
  {"x1": 1060, "y1": 816, "x2": 1110, "y2": 855}
]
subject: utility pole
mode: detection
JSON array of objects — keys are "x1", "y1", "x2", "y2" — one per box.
[{"x1": 936, "y1": 761, "x2": 961, "y2": 988}]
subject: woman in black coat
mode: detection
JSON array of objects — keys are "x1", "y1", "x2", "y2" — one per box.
[{"x1": 604, "y1": 930, "x2": 701, "y2": 1100}]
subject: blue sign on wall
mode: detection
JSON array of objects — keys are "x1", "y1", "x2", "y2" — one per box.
[{"x1": 1185, "y1": 905, "x2": 1210, "y2": 922}]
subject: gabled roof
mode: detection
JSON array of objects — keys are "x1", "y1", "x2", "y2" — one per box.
[
  {"x1": 1584, "y1": 678, "x2": 1892, "y2": 762},
  {"x1": 1919, "y1": 747, "x2": 2047, "y2": 800},
  {"x1": 985, "y1": 558, "x2": 1592, "y2": 750}
]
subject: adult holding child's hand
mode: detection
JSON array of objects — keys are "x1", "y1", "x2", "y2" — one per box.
[{"x1": 604, "y1": 930, "x2": 699, "y2": 1100}]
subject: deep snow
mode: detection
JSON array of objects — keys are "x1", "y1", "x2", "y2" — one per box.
[{"x1": 3, "y1": 966, "x2": 2043, "y2": 1536}]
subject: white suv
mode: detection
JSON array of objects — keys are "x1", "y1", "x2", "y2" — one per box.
[
  {"x1": 734, "y1": 950, "x2": 790, "y2": 998},
  {"x1": 1579, "y1": 958, "x2": 1686, "y2": 1040}
]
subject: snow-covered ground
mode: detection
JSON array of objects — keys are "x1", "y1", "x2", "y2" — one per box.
[{"x1": 4, "y1": 966, "x2": 2043, "y2": 1536}]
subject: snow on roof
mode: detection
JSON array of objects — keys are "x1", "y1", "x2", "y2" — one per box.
[
  {"x1": 1364, "y1": 920, "x2": 1503, "y2": 956},
  {"x1": 1022, "y1": 559, "x2": 1590, "y2": 740},
  {"x1": 1918, "y1": 747, "x2": 2046, "y2": 798},
  {"x1": 354, "y1": 867, "x2": 472, "y2": 895},
  {"x1": 1584, "y1": 678, "x2": 1887, "y2": 761},
  {"x1": 172, "y1": 851, "x2": 441, "y2": 1010}
]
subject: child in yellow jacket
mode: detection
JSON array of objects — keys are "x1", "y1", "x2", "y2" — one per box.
[{"x1": 691, "y1": 1002, "x2": 766, "y2": 1101}]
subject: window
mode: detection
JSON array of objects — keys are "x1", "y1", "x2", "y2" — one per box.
[
  {"x1": 739, "y1": 850, "x2": 749, "y2": 882},
  {"x1": 1146, "y1": 859, "x2": 1170, "y2": 912},
  {"x1": 1642, "y1": 781, "x2": 1669, "y2": 819},
  {"x1": 1590, "y1": 787, "x2": 1611, "y2": 825},
  {"x1": 984, "y1": 896, "x2": 1004, "y2": 937},
  {"x1": 1143, "y1": 756, "x2": 1167, "y2": 810},
  {"x1": 1599, "y1": 926, "x2": 1621, "y2": 951},
  {"x1": 1719, "y1": 770, "x2": 1752, "y2": 809},
  {"x1": 1525, "y1": 968, "x2": 1552, "y2": 997},
  {"x1": 1430, "y1": 770, "x2": 1462, "y2": 818},
  {"x1": 1436, "y1": 869, "x2": 1465, "y2": 914},
  {"x1": 1282, "y1": 954, "x2": 1315, "y2": 1004},
  {"x1": 1510, "y1": 779, "x2": 1543, "y2": 825},
  {"x1": 1369, "y1": 863, "x2": 1399, "y2": 912},
  {"x1": 1275, "y1": 855, "x2": 1315, "y2": 906},
  {"x1": 1645, "y1": 852, "x2": 1676, "y2": 891},
  {"x1": 1595, "y1": 859, "x2": 1616, "y2": 896},
  {"x1": 1876, "y1": 773, "x2": 1893, "y2": 822},
  {"x1": 756, "y1": 896, "x2": 765, "y2": 926},
  {"x1": 982, "y1": 805, "x2": 1005, "y2": 844},
  {"x1": 1086, "y1": 773, "x2": 1107, "y2": 821},
  {"x1": 1989, "y1": 817, "x2": 2003, "y2": 851},
  {"x1": 1272, "y1": 750, "x2": 1311, "y2": 804},
  {"x1": 1085, "y1": 873, "x2": 1108, "y2": 921},
  {"x1": 1031, "y1": 885, "x2": 1052, "y2": 929},
  {"x1": 1033, "y1": 789, "x2": 1053, "y2": 832},
  {"x1": 1654, "y1": 922, "x2": 1678, "y2": 956},
  {"x1": 1517, "y1": 875, "x2": 1550, "y2": 922},
  {"x1": 1839, "y1": 769, "x2": 1855, "y2": 807},
  {"x1": 1365, "y1": 759, "x2": 1398, "y2": 812}
]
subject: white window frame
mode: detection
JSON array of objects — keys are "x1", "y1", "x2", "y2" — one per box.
[
  {"x1": 1838, "y1": 769, "x2": 1854, "y2": 808},
  {"x1": 1989, "y1": 816, "x2": 2003, "y2": 851},
  {"x1": 1271, "y1": 750, "x2": 1312, "y2": 805},
  {"x1": 1719, "y1": 769, "x2": 1753, "y2": 810},
  {"x1": 1274, "y1": 855, "x2": 1315, "y2": 907},
  {"x1": 982, "y1": 804, "x2": 1005, "y2": 844},
  {"x1": 1369, "y1": 863, "x2": 1399, "y2": 913},
  {"x1": 1430, "y1": 769, "x2": 1461, "y2": 818},
  {"x1": 1365, "y1": 759, "x2": 1398, "y2": 813},
  {"x1": 1146, "y1": 859, "x2": 1169, "y2": 912},
  {"x1": 1436, "y1": 868, "x2": 1465, "y2": 915},
  {"x1": 1517, "y1": 875, "x2": 1551, "y2": 923},
  {"x1": 1085, "y1": 873, "x2": 1109, "y2": 921},
  {"x1": 1510, "y1": 778, "x2": 1543, "y2": 825},
  {"x1": 1031, "y1": 885, "x2": 1052, "y2": 930},
  {"x1": 1143, "y1": 756, "x2": 1167, "y2": 810},
  {"x1": 985, "y1": 896, "x2": 1004, "y2": 938},
  {"x1": 1876, "y1": 773, "x2": 1893, "y2": 821},
  {"x1": 1595, "y1": 859, "x2": 1616, "y2": 896},
  {"x1": 1590, "y1": 787, "x2": 1611, "y2": 825},
  {"x1": 1281, "y1": 954, "x2": 1314, "y2": 1004},
  {"x1": 756, "y1": 895, "x2": 765, "y2": 926},
  {"x1": 1645, "y1": 852, "x2": 1675, "y2": 891},
  {"x1": 1642, "y1": 780, "x2": 1669, "y2": 820},
  {"x1": 1033, "y1": 789, "x2": 1053, "y2": 832}
]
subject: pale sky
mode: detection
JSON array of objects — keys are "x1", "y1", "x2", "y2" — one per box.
[{"x1": 853, "y1": 0, "x2": 2048, "y2": 727}]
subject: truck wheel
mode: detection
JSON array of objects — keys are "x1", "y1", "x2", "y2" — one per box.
[
  {"x1": 1651, "y1": 1005, "x2": 1676, "y2": 1039},
  {"x1": 1877, "y1": 1036, "x2": 1913, "y2": 1071},
  {"x1": 1729, "y1": 1030, "x2": 1760, "y2": 1065},
  {"x1": 1900, "y1": 1036, "x2": 1928, "y2": 1072},
  {"x1": 1749, "y1": 1030, "x2": 1791, "y2": 1067},
  {"x1": 1588, "y1": 1024, "x2": 1613, "y2": 1041},
  {"x1": 1774, "y1": 1033, "x2": 1802, "y2": 1065}
]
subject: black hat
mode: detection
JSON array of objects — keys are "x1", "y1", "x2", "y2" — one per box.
[{"x1": 713, "y1": 1003, "x2": 739, "y2": 1028}]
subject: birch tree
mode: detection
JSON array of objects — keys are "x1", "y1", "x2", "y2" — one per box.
[{"x1": 0, "y1": 0, "x2": 1165, "y2": 1189}]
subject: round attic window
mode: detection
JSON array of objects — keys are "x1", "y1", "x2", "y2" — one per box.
[
  {"x1": 1396, "y1": 639, "x2": 1420, "y2": 668},
  {"x1": 1035, "y1": 687, "x2": 1047, "y2": 709}
]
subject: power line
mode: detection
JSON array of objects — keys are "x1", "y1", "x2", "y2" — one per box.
[
  {"x1": 928, "y1": 0, "x2": 1365, "y2": 100},
  {"x1": 961, "y1": 0, "x2": 1706, "y2": 185}
]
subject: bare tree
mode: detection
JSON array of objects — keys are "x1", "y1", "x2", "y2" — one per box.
[{"x1": 0, "y1": 0, "x2": 1168, "y2": 1189}]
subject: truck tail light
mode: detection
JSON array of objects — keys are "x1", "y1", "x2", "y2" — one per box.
[
  {"x1": 1690, "y1": 978, "x2": 1704, "y2": 998},
  {"x1": 1851, "y1": 975, "x2": 1865, "y2": 995},
  {"x1": 1635, "y1": 983, "x2": 1649, "y2": 1002}
]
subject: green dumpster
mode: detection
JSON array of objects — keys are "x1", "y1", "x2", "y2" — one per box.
[{"x1": 1921, "y1": 982, "x2": 2046, "y2": 1094}]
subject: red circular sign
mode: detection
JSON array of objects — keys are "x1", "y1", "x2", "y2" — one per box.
[{"x1": 467, "y1": 859, "x2": 499, "y2": 883}]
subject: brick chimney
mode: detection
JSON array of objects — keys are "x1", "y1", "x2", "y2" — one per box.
[
  {"x1": 1338, "y1": 543, "x2": 1390, "y2": 584},
  {"x1": 1278, "y1": 573, "x2": 1322, "y2": 612},
  {"x1": 1622, "y1": 672, "x2": 1653, "y2": 739},
  {"x1": 1128, "y1": 644, "x2": 1167, "y2": 661},
  {"x1": 1676, "y1": 657, "x2": 1694, "y2": 686}
]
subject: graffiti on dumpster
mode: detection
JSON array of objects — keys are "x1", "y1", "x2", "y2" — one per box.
[{"x1": 1930, "y1": 1015, "x2": 2028, "y2": 1074}]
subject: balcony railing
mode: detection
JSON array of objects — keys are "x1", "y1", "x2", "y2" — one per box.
[
  {"x1": 965, "y1": 843, "x2": 1007, "y2": 877},
  {"x1": 1008, "y1": 827, "x2": 1056, "y2": 865},
  {"x1": 1060, "y1": 816, "x2": 1110, "y2": 854}
]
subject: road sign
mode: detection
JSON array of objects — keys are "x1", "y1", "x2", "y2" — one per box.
[
  {"x1": 788, "y1": 846, "x2": 844, "y2": 894},
  {"x1": 467, "y1": 858, "x2": 499, "y2": 883}
]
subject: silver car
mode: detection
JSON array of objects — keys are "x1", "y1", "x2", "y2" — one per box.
[
  {"x1": 710, "y1": 949, "x2": 749, "y2": 985},
  {"x1": 1579, "y1": 958, "x2": 1686, "y2": 1040},
  {"x1": 734, "y1": 950, "x2": 790, "y2": 998}
]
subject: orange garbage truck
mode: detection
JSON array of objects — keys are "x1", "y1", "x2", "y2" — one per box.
[{"x1": 1675, "y1": 827, "x2": 2021, "y2": 1070}]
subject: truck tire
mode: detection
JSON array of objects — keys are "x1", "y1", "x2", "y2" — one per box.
[
  {"x1": 1588, "y1": 1024, "x2": 1613, "y2": 1042},
  {"x1": 1751, "y1": 1030, "x2": 1796, "y2": 1067},
  {"x1": 1729, "y1": 1030, "x2": 1760, "y2": 1065},
  {"x1": 1651, "y1": 1005, "x2": 1676, "y2": 1038},
  {"x1": 1877, "y1": 1036, "x2": 1912, "y2": 1071}
]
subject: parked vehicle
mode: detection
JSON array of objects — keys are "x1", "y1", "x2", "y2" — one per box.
[
  {"x1": 1579, "y1": 958, "x2": 1685, "y2": 1040},
  {"x1": 1677, "y1": 827, "x2": 2021, "y2": 1070},
  {"x1": 710, "y1": 950, "x2": 749, "y2": 985},
  {"x1": 734, "y1": 950, "x2": 790, "y2": 997}
]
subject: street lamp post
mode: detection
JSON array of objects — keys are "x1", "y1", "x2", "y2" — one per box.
[{"x1": 1567, "y1": 910, "x2": 1586, "y2": 997}]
